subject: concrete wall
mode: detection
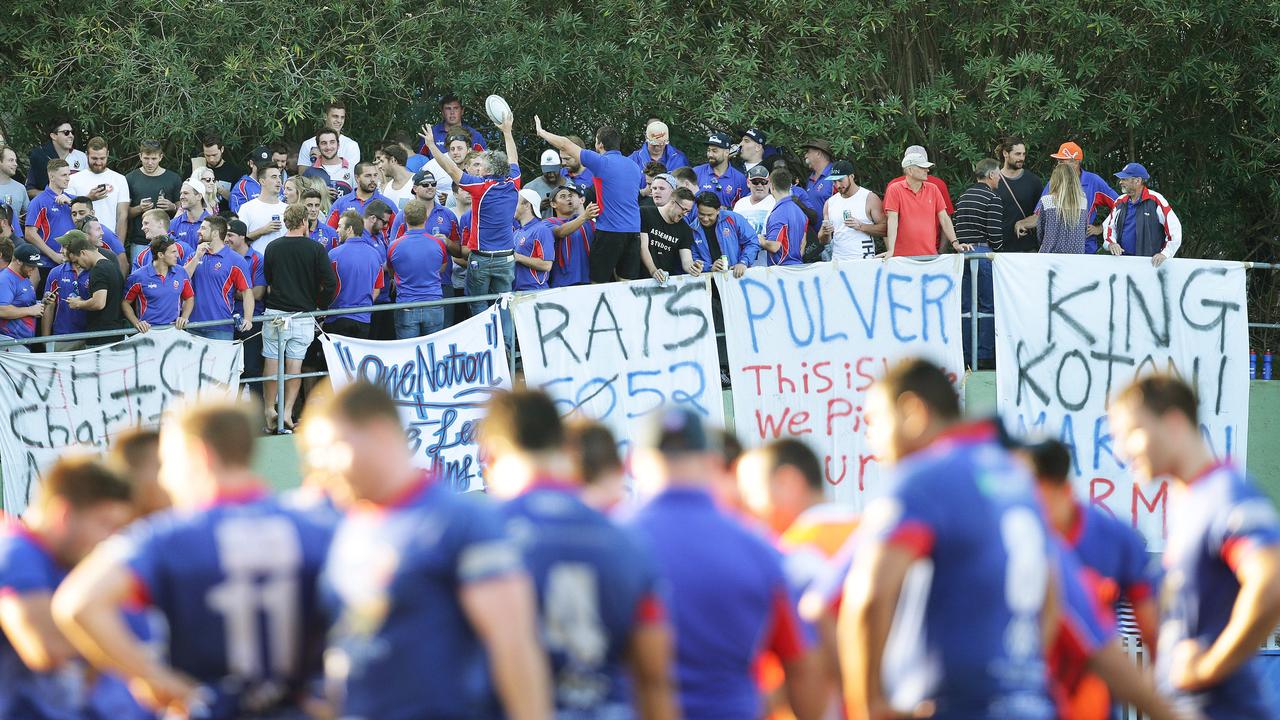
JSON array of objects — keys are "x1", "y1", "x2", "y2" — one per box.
[{"x1": 252, "y1": 373, "x2": 1280, "y2": 506}]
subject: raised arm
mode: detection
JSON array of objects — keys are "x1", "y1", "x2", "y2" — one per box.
[
  {"x1": 497, "y1": 113, "x2": 518, "y2": 168},
  {"x1": 534, "y1": 116, "x2": 583, "y2": 165},
  {"x1": 420, "y1": 124, "x2": 464, "y2": 184}
]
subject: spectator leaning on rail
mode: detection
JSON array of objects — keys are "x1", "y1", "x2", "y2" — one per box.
[
  {"x1": 882, "y1": 148, "x2": 971, "y2": 258},
  {"x1": 1102, "y1": 162, "x2": 1182, "y2": 267},
  {"x1": 953, "y1": 158, "x2": 1003, "y2": 369}
]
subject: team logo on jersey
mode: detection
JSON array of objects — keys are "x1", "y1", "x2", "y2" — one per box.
[
  {"x1": 173, "y1": 280, "x2": 180, "y2": 289},
  {"x1": 214, "y1": 261, "x2": 222, "y2": 270}
]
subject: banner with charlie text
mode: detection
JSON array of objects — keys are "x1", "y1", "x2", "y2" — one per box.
[
  {"x1": 715, "y1": 257, "x2": 966, "y2": 507},
  {"x1": 321, "y1": 306, "x2": 511, "y2": 492},
  {"x1": 0, "y1": 329, "x2": 243, "y2": 512},
  {"x1": 994, "y1": 255, "x2": 1249, "y2": 549}
]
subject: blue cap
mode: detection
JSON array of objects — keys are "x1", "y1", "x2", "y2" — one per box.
[
  {"x1": 1114, "y1": 162, "x2": 1150, "y2": 180},
  {"x1": 706, "y1": 131, "x2": 733, "y2": 150}
]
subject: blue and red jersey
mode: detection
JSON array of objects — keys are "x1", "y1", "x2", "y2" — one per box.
[
  {"x1": 124, "y1": 262, "x2": 193, "y2": 325},
  {"x1": 546, "y1": 215, "x2": 593, "y2": 288},
  {"x1": 690, "y1": 209, "x2": 760, "y2": 268},
  {"x1": 388, "y1": 203, "x2": 459, "y2": 246},
  {"x1": 168, "y1": 210, "x2": 209, "y2": 250},
  {"x1": 628, "y1": 143, "x2": 690, "y2": 172},
  {"x1": 327, "y1": 237, "x2": 385, "y2": 325},
  {"x1": 24, "y1": 188, "x2": 75, "y2": 268},
  {"x1": 580, "y1": 150, "x2": 643, "y2": 234},
  {"x1": 693, "y1": 163, "x2": 747, "y2": 208},
  {"x1": 802, "y1": 164, "x2": 834, "y2": 215},
  {"x1": 99, "y1": 227, "x2": 125, "y2": 257},
  {"x1": 117, "y1": 489, "x2": 335, "y2": 719},
  {"x1": 229, "y1": 175, "x2": 259, "y2": 213},
  {"x1": 232, "y1": 246, "x2": 265, "y2": 319},
  {"x1": 308, "y1": 222, "x2": 339, "y2": 250},
  {"x1": 629, "y1": 487, "x2": 809, "y2": 719},
  {"x1": 321, "y1": 475, "x2": 523, "y2": 719},
  {"x1": 766, "y1": 195, "x2": 808, "y2": 266},
  {"x1": 134, "y1": 238, "x2": 194, "y2": 268},
  {"x1": 387, "y1": 229, "x2": 448, "y2": 302},
  {"x1": 513, "y1": 218, "x2": 554, "y2": 292},
  {"x1": 422, "y1": 123, "x2": 486, "y2": 154},
  {"x1": 561, "y1": 167, "x2": 595, "y2": 196},
  {"x1": 325, "y1": 191, "x2": 398, "y2": 234},
  {"x1": 501, "y1": 481, "x2": 665, "y2": 714},
  {"x1": 1064, "y1": 502, "x2": 1159, "y2": 626},
  {"x1": 862, "y1": 420, "x2": 1055, "y2": 719},
  {"x1": 47, "y1": 262, "x2": 89, "y2": 336},
  {"x1": 1157, "y1": 462, "x2": 1280, "y2": 719},
  {"x1": 0, "y1": 266, "x2": 38, "y2": 340},
  {"x1": 458, "y1": 165, "x2": 521, "y2": 252},
  {"x1": 189, "y1": 246, "x2": 249, "y2": 324}
]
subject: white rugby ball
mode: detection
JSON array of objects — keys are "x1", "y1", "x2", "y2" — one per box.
[{"x1": 485, "y1": 94, "x2": 511, "y2": 125}]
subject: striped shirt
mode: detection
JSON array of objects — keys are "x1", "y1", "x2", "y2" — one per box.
[{"x1": 953, "y1": 183, "x2": 1003, "y2": 249}]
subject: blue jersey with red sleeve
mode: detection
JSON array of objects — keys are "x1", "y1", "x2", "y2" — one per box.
[
  {"x1": 501, "y1": 482, "x2": 665, "y2": 714},
  {"x1": 1065, "y1": 502, "x2": 1159, "y2": 625},
  {"x1": 168, "y1": 210, "x2": 209, "y2": 249},
  {"x1": 134, "y1": 239, "x2": 194, "y2": 268},
  {"x1": 327, "y1": 237, "x2": 385, "y2": 325},
  {"x1": 693, "y1": 164, "x2": 747, "y2": 208},
  {"x1": 233, "y1": 246, "x2": 265, "y2": 319},
  {"x1": 387, "y1": 229, "x2": 448, "y2": 302},
  {"x1": 766, "y1": 195, "x2": 808, "y2": 266},
  {"x1": 99, "y1": 227, "x2": 125, "y2": 257},
  {"x1": 860, "y1": 421, "x2": 1054, "y2": 719},
  {"x1": 117, "y1": 490, "x2": 334, "y2": 720},
  {"x1": 802, "y1": 165, "x2": 834, "y2": 215},
  {"x1": 47, "y1": 261, "x2": 89, "y2": 336},
  {"x1": 458, "y1": 165, "x2": 521, "y2": 252},
  {"x1": 513, "y1": 218, "x2": 554, "y2": 292},
  {"x1": 325, "y1": 191, "x2": 398, "y2": 233},
  {"x1": 1049, "y1": 540, "x2": 1118, "y2": 720},
  {"x1": 690, "y1": 210, "x2": 759, "y2": 268},
  {"x1": 123, "y1": 263, "x2": 193, "y2": 325},
  {"x1": 580, "y1": 150, "x2": 643, "y2": 233},
  {"x1": 0, "y1": 521, "x2": 87, "y2": 720},
  {"x1": 307, "y1": 223, "x2": 339, "y2": 250},
  {"x1": 423, "y1": 124, "x2": 486, "y2": 154},
  {"x1": 321, "y1": 476, "x2": 523, "y2": 720},
  {"x1": 561, "y1": 167, "x2": 595, "y2": 195},
  {"x1": 628, "y1": 143, "x2": 689, "y2": 171},
  {"x1": 629, "y1": 487, "x2": 808, "y2": 720},
  {"x1": 1157, "y1": 463, "x2": 1280, "y2": 719},
  {"x1": 0, "y1": 266, "x2": 38, "y2": 340},
  {"x1": 388, "y1": 203, "x2": 459, "y2": 247},
  {"x1": 189, "y1": 246, "x2": 249, "y2": 324},
  {"x1": 229, "y1": 175, "x2": 259, "y2": 213},
  {"x1": 546, "y1": 215, "x2": 592, "y2": 288},
  {"x1": 24, "y1": 188, "x2": 76, "y2": 268}
]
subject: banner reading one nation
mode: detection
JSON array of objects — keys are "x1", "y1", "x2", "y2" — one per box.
[
  {"x1": 715, "y1": 256, "x2": 966, "y2": 507},
  {"x1": 993, "y1": 255, "x2": 1250, "y2": 550}
]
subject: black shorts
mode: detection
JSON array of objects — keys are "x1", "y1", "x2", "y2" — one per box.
[
  {"x1": 322, "y1": 317, "x2": 370, "y2": 339},
  {"x1": 589, "y1": 230, "x2": 642, "y2": 283}
]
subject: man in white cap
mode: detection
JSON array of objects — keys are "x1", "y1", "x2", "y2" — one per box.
[
  {"x1": 523, "y1": 149, "x2": 569, "y2": 214},
  {"x1": 884, "y1": 144, "x2": 955, "y2": 214},
  {"x1": 629, "y1": 119, "x2": 689, "y2": 171},
  {"x1": 882, "y1": 147, "x2": 969, "y2": 258},
  {"x1": 513, "y1": 188, "x2": 554, "y2": 292},
  {"x1": 167, "y1": 177, "x2": 210, "y2": 249}
]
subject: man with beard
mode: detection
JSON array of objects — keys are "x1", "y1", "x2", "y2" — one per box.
[
  {"x1": 991, "y1": 137, "x2": 1042, "y2": 253},
  {"x1": 67, "y1": 137, "x2": 129, "y2": 241},
  {"x1": 693, "y1": 132, "x2": 747, "y2": 209},
  {"x1": 298, "y1": 100, "x2": 361, "y2": 167}
]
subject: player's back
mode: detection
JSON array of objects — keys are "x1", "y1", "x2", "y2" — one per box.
[
  {"x1": 1069, "y1": 502, "x2": 1158, "y2": 618},
  {"x1": 501, "y1": 483, "x2": 662, "y2": 718},
  {"x1": 117, "y1": 491, "x2": 335, "y2": 718},
  {"x1": 873, "y1": 422, "x2": 1055, "y2": 719}
]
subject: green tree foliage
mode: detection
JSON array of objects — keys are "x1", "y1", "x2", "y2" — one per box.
[{"x1": 4, "y1": 0, "x2": 1279, "y2": 270}]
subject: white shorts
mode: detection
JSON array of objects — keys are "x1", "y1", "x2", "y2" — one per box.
[{"x1": 261, "y1": 310, "x2": 316, "y2": 361}]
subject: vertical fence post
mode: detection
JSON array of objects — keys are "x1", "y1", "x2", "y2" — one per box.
[
  {"x1": 969, "y1": 256, "x2": 980, "y2": 370},
  {"x1": 276, "y1": 318, "x2": 286, "y2": 434}
]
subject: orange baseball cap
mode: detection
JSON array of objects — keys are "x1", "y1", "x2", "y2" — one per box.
[{"x1": 1050, "y1": 142, "x2": 1084, "y2": 161}]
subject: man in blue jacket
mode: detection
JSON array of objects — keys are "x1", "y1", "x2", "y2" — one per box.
[{"x1": 683, "y1": 191, "x2": 757, "y2": 278}]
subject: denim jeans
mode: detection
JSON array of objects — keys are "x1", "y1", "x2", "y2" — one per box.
[
  {"x1": 465, "y1": 253, "x2": 514, "y2": 317},
  {"x1": 394, "y1": 306, "x2": 446, "y2": 339},
  {"x1": 187, "y1": 325, "x2": 235, "y2": 341},
  {"x1": 961, "y1": 246, "x2": 994, "y2": 366}
]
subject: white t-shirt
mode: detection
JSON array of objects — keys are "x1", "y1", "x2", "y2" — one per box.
[
  {"x1": 67, "y1": 168, "x2": 130, "y2": 232},
  {"x1": 825, "y1": 187, "x2": 876, "y2": 260},
  {"x1": 298, "y1": 134, "x2": 361, "y2": 168},
  {"x1": 238, "y1": 197, "x2": 288, "y2": 252},
  {"x1": 381, "y1": 176, "x2": 415, "y2": 209},
  {"x1": 733, "y1": 194, "x2": 776, "y2": 267},
  {"x1": 315, "y1": 160, "x2": 355, "y2": 190},
  {"x1": 424, "y1": 158, "x2": 456, "y2": 210}
]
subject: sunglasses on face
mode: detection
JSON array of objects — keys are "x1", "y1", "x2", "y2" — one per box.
[
  {"x1": 418, "y1": 181, "x2": 437, "y2": 187},
  {"x1": 56, "y1": 129, "x2": 74, "y2": 136},
  {"x1": 749, "y1": 179, "x2": 768, "y2": 186}
]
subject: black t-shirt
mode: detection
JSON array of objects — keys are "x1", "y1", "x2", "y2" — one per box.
[
  {"x1": 84, "y1": 256, "x2": 126, "y2": 343},
  {"x1": 641, "y1": 207, "x2": 693, "y2": 274},
  {"x1": 208, "y1": 159, "x2": 247, "y2": 188},
  {"x1": 125, "y1": 169, "x2": 183, "y2": 244},
  {"x1": 700, "y1": 221, "x2": 723, "y2": 260},
  {"x1": 993, "y1": 169, "x2": 1042, "y2": 253}
]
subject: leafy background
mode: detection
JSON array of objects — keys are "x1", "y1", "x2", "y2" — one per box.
[{"x1": 5, "y1": 0, "x2": 1279, "y2": 335}]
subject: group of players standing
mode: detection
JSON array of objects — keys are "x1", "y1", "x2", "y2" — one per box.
[{"x1": 1, "y1": 358, "x2": 1278, "y2": 720}]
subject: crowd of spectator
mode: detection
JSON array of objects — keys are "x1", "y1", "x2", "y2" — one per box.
[{"x1": 0, "y1": 96, "x2": 1186, "y2": 379}]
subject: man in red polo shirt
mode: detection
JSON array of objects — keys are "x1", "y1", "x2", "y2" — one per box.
[
  {"x1": 882, "y1": 148, "x2": 970, "y2": 257},
  {"x1": 885, "y1": 145, "x2": 955, "y2": 215}
]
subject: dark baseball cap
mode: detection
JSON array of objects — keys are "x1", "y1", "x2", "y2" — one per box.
[
  {"x1": 227, "y1": 219, "x2": 248, "y2": 237},
  {"x1": 746, "y1": 165, "x2": 770, "y2": 180},
  {"x1": 412, "y1": 169, "x2": 437, "y2": 185},
  {"x1": 249, "y1": 145, "x2": 271, "y2": 165},
  {"x1": 743, "y1": 128, "x2": 767, "y2": 145},
  {"x1": 828, "y1": 160, "x2": 855, "y2": 181},
  {"x1": 301, "y1": 167, "x2": 330, "y2": 183},
  {"x1": 13, "y1": 243, "x2": 42, "y2": 266},
  {"x1": 706, "y1": 131, "x2": 733, "y2": 150},
  {"x1": 641, "y1": 407, "x2": 714, "y2": 455}
]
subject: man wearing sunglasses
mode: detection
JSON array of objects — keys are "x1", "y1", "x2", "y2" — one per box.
[
  {"x1": 387, "y1": 170, "x2": 460, "y2": 252},
  {"x1": 732, "y1": 165, "x2": 776, "y2": 268},
  {"x1": 26, "y1": 118, "x2": 88, "y2": 198}
]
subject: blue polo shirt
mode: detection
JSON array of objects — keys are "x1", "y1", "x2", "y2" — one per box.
[
  {"x1": 24, "y1": 188, "x2": 76, "y2": 267},
  {"x1": 802, "y1": 165, "x2": 834, "y2": 214},
  {"x1": 628, "y1": 143, "x2": 689, "y2": 171},
  {"x1": 766, "y1": 196, "x2": 808, "y2": 266},
  {"x1": 325, "y1": 191, "x2": 398, "y2": 234},
  {"x1": 99, "y1": 227, "x2": 125, "y2": 256},
  {"x1": 423, "y1": 123, "x2": 486, "y2": 154},
  {"x1": 233, "y1": 245, "x2": 266, "y2": 319},
  {"x1": 1041, "y1": 170, "x2": 1117, "y2": 254},
  {"x1": 547, "y1": 215, "x2": 593, "y2": 288},
  {"x1": 580, "y1": 150, "x2": 642, "y2": 233},
  {"x1": 388, "y1": 203, "x2": 459, "y2": 246},
  {"x1": 388, "y1": 229, "x2": 448, "y2": 302},
  {"x1": 48, "y1": 261, "x2": 90, "y2": 335},
  {"x1": 124, "y1": 262, "x2": 193, "y2": 325},
  {"x1": 134, "y1": 238, "x2": 194, "y2": 268},
  {"x1": 306, "y1": 222, "x2": 339, "y2": 250},
  {"x1": 693, "y1": 164, "x2": 747, "y2": 208},
  {"x1": 228, "y1": 175, "x2": 259, "y2": 213},
  {"x1": 189, "y1": 246, "x2": 249, "y2": 324},
  {"x1": 690, "y1": 210, "x2": 759, "y2": 267},
  {"x1": 459, "y1": 164, "x2": 522, "y2": 252},
  {"x1": 168, "y1": 210, "x2": 209, "y2": 249},
  {"x1": 0, "y1": 266, "x2": 38, "y2": 339},
  {"x1": 513, "y1": 217, "x2": 555, "y2": 291},
  {"x1": 561, "y1": 167, "x2": 596, "y2": 195},
  {"x1": 327, "y1": 236, "x2": 385, "y2": 324}
]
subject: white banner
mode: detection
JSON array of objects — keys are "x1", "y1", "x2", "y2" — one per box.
[
  {"x1": 321, "y1": 306, "x2": 511, "y2": 492},
  {"x1": 994, "y1": 255, "x2": 1249, "y2": 548},
  {"x1": 0, "y1": 329, "x2": 243, "y2": 513},
  {"x1": 513, "y1": 276, "x2": 724, "y2": 459},
  {"x1": 715, "y1": 257, "x2": 966, "y2": 507}
]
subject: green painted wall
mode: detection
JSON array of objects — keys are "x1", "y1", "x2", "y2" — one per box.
[{"x1": 251, "y1": 373, "x2": 1280, "y2": 507}]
